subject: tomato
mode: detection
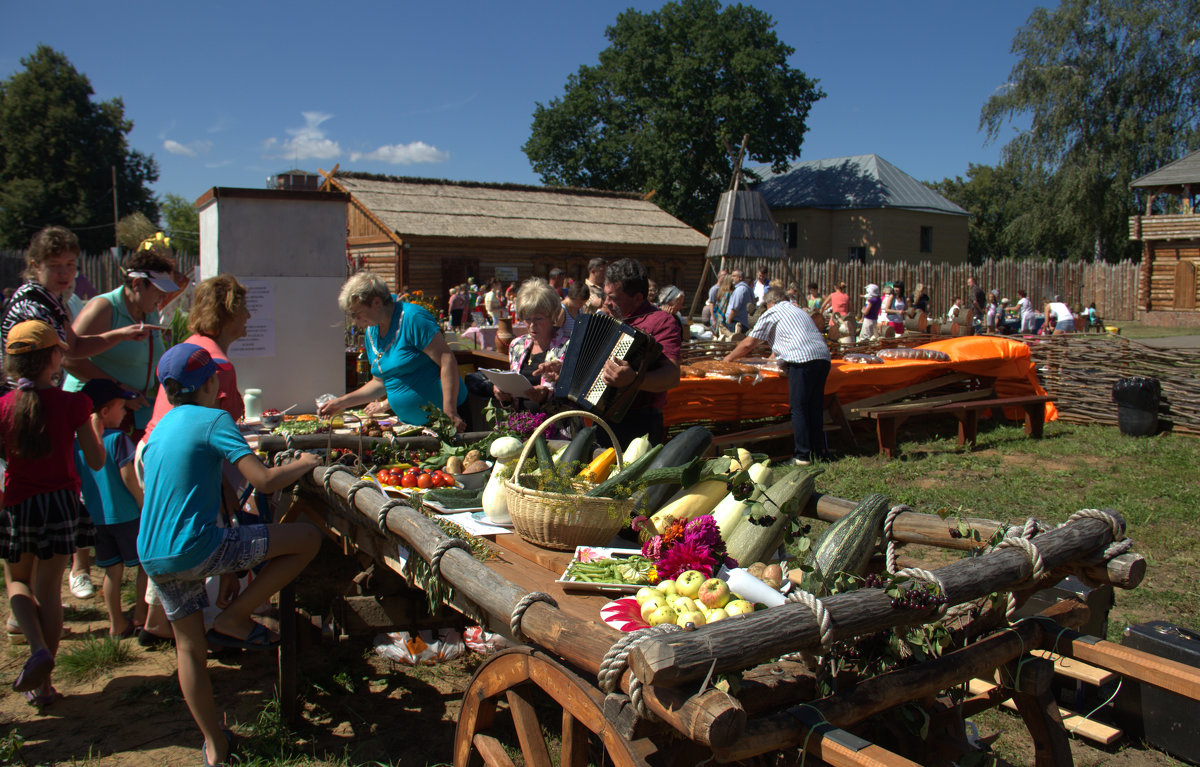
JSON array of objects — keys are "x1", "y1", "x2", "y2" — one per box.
[
  {"x1": 435, "y1": 471, "x2": 453, "y2": 487},
  {"x1": 416, "y1": 473, "x2": 433, "y2": 489},
  {"x1": 400, "y1": 473, "x2": 418, "y2": 488}
]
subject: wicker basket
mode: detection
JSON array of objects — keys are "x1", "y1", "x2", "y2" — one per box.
[{"x1": 504, "y1": 410, "x2": 633, "y2": 550}]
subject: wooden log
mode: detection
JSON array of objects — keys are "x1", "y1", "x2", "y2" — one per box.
[
  {"x1": 1007, "y1": 656, "x2": 1074, "y2": 767},
  {"x1": 629, "y1": 514, "x2": 1124, "y2": 687},
  {"x1": 305, "y1": 467, "x2": 743, "y2": 750},
  {"x1": 807, "y1": 494, "x2": 1144, "y2": 589},
  {"x1": 712, "y1": 602, "x2": 1086, "y2": 762}
]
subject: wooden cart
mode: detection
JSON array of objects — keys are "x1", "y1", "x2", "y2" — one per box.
[{"x1": 263, "y1": 437, "x2": 1197, "y2": 767}]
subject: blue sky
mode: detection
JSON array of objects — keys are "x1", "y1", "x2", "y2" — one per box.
[{"x1": 2, "y1": 0, "x2": 1046, "y2": 207}]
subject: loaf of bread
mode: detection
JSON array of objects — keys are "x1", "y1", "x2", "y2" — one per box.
[
  {"x1": 876, "y1": 348, "x2": 951, "y2": 361},
  {"x1": 842, "y1": 353, "x2": 884, "y2": 364},
  {"x1": 688, "y1": 359, "x2": 760, "y2": 377}
]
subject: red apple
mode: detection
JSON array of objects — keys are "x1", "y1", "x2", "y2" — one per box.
[{"x1": 697, "y1": 578, "x2": 731, "y2": 609}]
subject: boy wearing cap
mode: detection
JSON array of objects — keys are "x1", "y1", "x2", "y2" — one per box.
[
  {"x1": 858, "y1": 284, "x2": 882, "y2": 341},
  {"x1": 74, "y1": 378, "x2": 150, "y2": 638},
  {"x1": 139, "y1": 343, "x2": 320, "y2": 767}
]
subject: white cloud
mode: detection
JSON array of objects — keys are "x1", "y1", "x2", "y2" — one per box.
[
  {"x1": 350, "y1": 141, "x2": 449, "y2": 164},
  {"x1": 272, "y1": 111, "x2": 341, "y2": 160},
  {"x1": 163, "y1": 139, "x2": 213, "y2": 157}
]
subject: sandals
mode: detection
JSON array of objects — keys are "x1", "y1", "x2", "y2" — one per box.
[
  {"x1": 22, "y1": 686, "x2": 62, "y2": 708},
  {"x1": 138, "y1": 628, "x2": 175, "y2": 648},
  {"x1": 205, "y1": 622, "x2": 279, "y2": 651},
  {"x1": 12, "y1": 648, "x2": 54, "y2": 692},
  {"x1": 110, "y1": 622, "x2": 136, "y2": 639},
  {"x1": 201, "y1": 728, "x2": 236, "y2": 767}
]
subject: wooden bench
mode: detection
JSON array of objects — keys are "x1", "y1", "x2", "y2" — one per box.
[
  {"x1": 707, "y1": 393, "x2": 857, "y2": 457},
  {"x1": 859, "y1": 394, "x2": 1053, "y2": 458}
]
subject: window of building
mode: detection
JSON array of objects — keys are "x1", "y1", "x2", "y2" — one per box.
[
  {"x1": 920, "y1": 226, "x2": 933, "y2": 254},
  {"x1": 848, "y1": 246, "x2": 867, "y2": 264},
  {"x1": 781, "y1": 222, "x2": 798, "y2": 249}
]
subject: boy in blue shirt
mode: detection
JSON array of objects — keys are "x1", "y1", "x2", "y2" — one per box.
[
  {"x1": 74, "y1": 378, "x2": 147, "y2": 639},
  {"x1": 139, "y1": 343, "x2": 320, "y2": 767}
]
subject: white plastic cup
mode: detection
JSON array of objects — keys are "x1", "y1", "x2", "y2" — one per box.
[{"x1": 725, "y1": 568, "x2": 787, "y2": 607}]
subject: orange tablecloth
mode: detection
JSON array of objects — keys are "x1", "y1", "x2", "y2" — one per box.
[{"x1": 663, "y1": 336, "x2": 1056, "y2": 427}]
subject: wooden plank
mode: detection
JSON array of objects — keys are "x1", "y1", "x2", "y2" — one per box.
[
  {"x1": 472, "y1": 733, "x2": 518, "y2": 767},
  {"x1": 858, "y1": 388, "x2": 994, "y2": 416},
  {"x1": 846, "y1": 373, "x2": 971, "y2": 413},
  {"x1": 968, "y1": 679, "x2": 1122, "y2": 746},
  {"x1": 1029, "y1": 650, "x2": 1117, "y2": 686}
]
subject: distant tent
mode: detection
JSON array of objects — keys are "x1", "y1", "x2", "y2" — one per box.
[{"x1": 707, "y1": 189, "x2": 786, "y2": 261}]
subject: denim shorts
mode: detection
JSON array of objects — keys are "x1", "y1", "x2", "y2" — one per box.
[{"x1": 149, "y1": 524, "x2": 270, "y2": 621}]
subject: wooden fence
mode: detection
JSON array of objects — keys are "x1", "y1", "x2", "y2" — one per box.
[
  {"x1": 1, "y1": 249, "x2": 198, "y2": 299},
  {"x1": 714, "y1": 257, "x2": 1141, "y2": 321}
]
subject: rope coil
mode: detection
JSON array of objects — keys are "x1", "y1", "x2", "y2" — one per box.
[
  {"x1": 345, "y1": 479, "x2": 377, "y2": 511},
  {"x1": 509, "y1": 591, "x2": 558, "y2": 645},
  {"x1": 787, "y1": 588, "x2": 835, "y2": 653},
  {"x1": 429, "y1": 538, "x2": 471, "y2": 578},
  {"x1": 597, "y1": 623, "x2": 681, "y2": 718},
  {"x1": 376, "y1": 499, "x2": 405, "y2": 533},
  {"x1": 321, "y1": 464, "x2": 356, "y2": 497},
  {"x1": 883, "y1": 503, "x2": 914, "y2": 575}
]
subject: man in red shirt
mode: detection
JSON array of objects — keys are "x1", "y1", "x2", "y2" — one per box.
[{"x1": 598, "y1": 258, "x2": 681, "y2": 446}]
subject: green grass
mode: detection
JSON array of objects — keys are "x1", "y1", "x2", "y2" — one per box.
[
  {"x1": 55, "y1": 635, "x2": 136, "y2": 682},
  {"x1": 1109, "y1": 322, "x2": 1200, "y2": 340}
]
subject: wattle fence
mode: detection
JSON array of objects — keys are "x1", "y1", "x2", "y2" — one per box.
[
  {"x1": 716, "y1": 257, "x2": 1141, "y2": 321},
  {"x1": 1, "y1": 249, "x2": 198, "y2": 299}
]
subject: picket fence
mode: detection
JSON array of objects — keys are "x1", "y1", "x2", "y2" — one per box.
[
  {"x1": 1, "y1": 249, "x2": 198, "y2": 299},
  {"x1": 717, "y1": 257, "x2": 1141, "y2": 321}
]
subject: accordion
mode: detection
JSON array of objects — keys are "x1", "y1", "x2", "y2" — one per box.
[{"x1": 553, "y1": 312, "x2": 662, "y2": 422}]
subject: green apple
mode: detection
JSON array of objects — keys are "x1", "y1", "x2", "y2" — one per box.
[
  {"x1": 670, "y1": 595, "x2": 699, "y2": 614},
  {"x1": 677, "y1": 610, "x2": 706, "y2": 628},
  {"x1": 635, "y1": 587, "x2": 665, "y2": 606},
  {"x1": 657, "y1": 580, "x2": 679, "y2": 598},
  {"x1": 724, "y1": 599, "x2": 754, "y2": 616},
  {"x1": 639, "y1": 595, "x2": 669, "y2": 622},
  {"x1": 705, "y1": 608, "x2": 730, "y2": 622},
  {"x1": 647, "y1": 605, "x2": 678, "y2": 627},
  {"x1": 675, "y1": 570, "x2": 706, "y2": 599},
  {"x1": 697, "y1": 578, "x2": 731, "y2": 609}
]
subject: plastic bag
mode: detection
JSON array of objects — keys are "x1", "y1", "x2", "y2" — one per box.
[
  {"x1": 463, "y1": 625, "x2": 513, "y2": 655},
  {"x1": 373, "y1": 628, "x2": 465, "y2": 666}
]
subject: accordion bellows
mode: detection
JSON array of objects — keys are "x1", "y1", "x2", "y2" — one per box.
[{"x1": 553, "y1": 313, "x2": 662, "y2": 422}]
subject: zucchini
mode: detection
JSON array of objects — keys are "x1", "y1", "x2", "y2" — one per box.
[
  {"x1": 533, "y1": 435, "x2": 555, "y2": 474},
  {"x1": 647, "y1": 479, "x2": 729, "y2": 534},
  {"x1": 585, "y1": 443, "x2": 663, "y2": 498},
  {"x1": 800, "y1": 492, "x2": 891, "y2": 597},
  {"x1": 712, "y1": 460, "x2": 773, "y2": 539},
  {"x1": 622, "y1": 434, "x2": 651, "y2": 465},
  {"x1": 557, "y1": 426, "x2": 596, "y2": 477},
  {"x1": 724, "y1": 467, "x2": 819, "y2": 566},
  {"x1": 423, "y1": 487, "x2": 485, "y2": 509},
  {"x1": 578, "y1": 447, "x2": 618, "y2": 483},
  {"x1": 631, "y1": 426, "x2": 713, "y2": 516}
]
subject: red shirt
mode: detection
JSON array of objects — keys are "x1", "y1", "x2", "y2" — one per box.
[
  {"x1": 1, "y1": 387, "x2": 92, "y2": 506},
  {"x1": 141, "y1": 334, "x2": 242, "y2": 442},
  {"x1": 623, "y1": 300, "x2": 682, "y2": 411}
]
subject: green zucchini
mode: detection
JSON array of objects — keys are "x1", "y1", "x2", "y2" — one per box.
[
  {"x1": 533, "y1": 435, "x2": 555, "y2": 474},
  {"x1": 724, "y1": 467, "x2": 818, "y2": 566},
  {"x1": 800, "y1": 492, "x2": 891, "y2": 596},
  {"x1": 631, "y1": 426, "x2": 713, "y2": 516},
  {"x1": 423, "y1": 487, "x2": 486, "y2": 509},
  {"x1": 557, "y1": 426, "x2": 596, "y2": 477},
  {"x1": 585, "y1": 443, "x2": 664, "y2": 498}
]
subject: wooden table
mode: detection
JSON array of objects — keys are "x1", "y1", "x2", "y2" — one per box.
[{"x1": 859, "y1": 394, "x2": 1054, "y2": 458}]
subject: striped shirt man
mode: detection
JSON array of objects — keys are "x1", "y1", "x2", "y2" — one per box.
[{"x1": 747, "y1": 296, "x2": 831, "y2": 365}]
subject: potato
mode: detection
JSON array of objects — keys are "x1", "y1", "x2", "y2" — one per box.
[
  {"x1": 463, "y1": 449, "x2": 482, "y2": 467},
  {"x1": 762, "y1": 564, "x2": 783, "y2": 589},
  {"x1": 464, "y1": 460, "x2": 490, "y2": 474},
  {"x1": 746, "y1": 562, "x2": 766, "y2": 579},
  {"x1": 445, "y1": 456, "x2": 464, "y2": 474}
]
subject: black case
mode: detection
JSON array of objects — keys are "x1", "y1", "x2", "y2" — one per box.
[{"x1": 1114, "y1": 620, "x2": 1200, "y2": 764}]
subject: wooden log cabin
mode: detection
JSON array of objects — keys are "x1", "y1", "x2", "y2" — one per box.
[
  {"x1": 319, "y1": 171, "x2": 708, "y2": 314},
  {"x1": 1130, "y1": 149, "x2": 1200, "y2": 326}
]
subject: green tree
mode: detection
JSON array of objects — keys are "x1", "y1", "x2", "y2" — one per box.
[
  {"x1": 160, "y1": 193, "x2": 199, "y2": 254},
  {"x1": 0, "y1": 45, "x2": 159, "y2": 252},
  {"x1": 980, "y1": 0, "x2": 1200, "y2": 261},
  {"x1": 523, "y1": 0, "x2": 824, "y2": 231}
]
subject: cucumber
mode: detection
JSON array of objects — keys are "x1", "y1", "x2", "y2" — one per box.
[
  {"x1": 585, "y1": 443, "x2": 664, "y2": 498},
  {"x1": 800, "y1": 492, "x2": 891, "y2": 597},
  {"x1": 557, "y1": 426, "x2": 596, "y2": 477},
  {"x1": 631, "y1": 426, "x2": 713, "y2": 516},
  {"x1": 423, "y1": 487, "x2": 486, "y2": 509}
]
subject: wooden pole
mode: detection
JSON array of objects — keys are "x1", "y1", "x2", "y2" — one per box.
[{"x1": 628, "y1": 512, "x2": 1126, "y2": 687}]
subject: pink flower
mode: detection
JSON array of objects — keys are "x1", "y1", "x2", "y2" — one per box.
[
  {"x1": 576, "y1": 547, "x2": 601, "y2": 563},
  {"x1": 655, "y1": 539, "x2": 717, "y2": 581},
  {"x1": 641, "y1": 536, "x2": 663, "y2": 560}
]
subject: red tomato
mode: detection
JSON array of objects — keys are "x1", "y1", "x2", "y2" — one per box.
[
  {"x1": 400, "y1": 473, "x2": 418, "y2": 488},
  {"x1": 416, "y1": 473, "x2": 433, "y2": 489},
  {"x1": 435, "y1": 471, "x2": 453, "y2": 487}
]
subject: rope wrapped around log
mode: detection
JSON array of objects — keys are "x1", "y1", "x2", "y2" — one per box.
[{"x1": 627, "y1": 508, "x2": 1128, "y2": 688}]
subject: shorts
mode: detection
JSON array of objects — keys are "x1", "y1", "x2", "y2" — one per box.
[
  {"x1": 148, "y1": 524, "x2": 270, "y2": 621},
  {"x1": 94, "y1": 518, "x2": 141, "y2": 568},
  {"x1": 0, "y1": 489, "x2": 81, "y2": 562},
  {"x1": 75, "y1": 499, "x2": 96, "y2": 550}
]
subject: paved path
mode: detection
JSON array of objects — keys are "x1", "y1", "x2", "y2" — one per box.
[{"x1": 1138, "y1": 335, "x2": 1200, "y2": 349}]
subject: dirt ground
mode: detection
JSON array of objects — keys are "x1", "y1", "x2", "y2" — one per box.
[{"x1": 1, "y1": 497, "x2": 1193, "y2": 767}]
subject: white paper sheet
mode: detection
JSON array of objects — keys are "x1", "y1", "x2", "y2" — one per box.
[
  {"x1": 443, "y1": 512, "x2": 511, "y2": 536},
  {"x1": 479, "y1": 368, "x2": 534, "y2": 396}
]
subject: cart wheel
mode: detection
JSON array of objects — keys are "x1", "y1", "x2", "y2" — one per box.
[{"x1": 455, "y1": 646, "x2": 658, "y2": 767}]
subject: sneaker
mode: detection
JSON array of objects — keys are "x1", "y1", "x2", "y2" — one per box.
[
  {"x1": 6, "y1": 618, "x2": 26, "y2": 645},
  {"x1": 69, "y1": 571, "x2": 95, "y2": 599},
  {"x1": 792, "y1": 458, "x2": 812, "y2": 466}
]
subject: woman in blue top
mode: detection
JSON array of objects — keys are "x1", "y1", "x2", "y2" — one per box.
[
  {"x1": 63, "y1": 238, "x2": 177, "y2": 432},
  {"x1": 319, "y1": 272, "x2": 468, "y2": 430}
]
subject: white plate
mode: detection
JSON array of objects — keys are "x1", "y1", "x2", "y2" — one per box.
[{"x1": 555, "y1": 546, "x2": 649, "y2": 594}]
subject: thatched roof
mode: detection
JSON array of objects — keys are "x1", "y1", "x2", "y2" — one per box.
[
  {"x1": 752, "y1": 154, "x2": 967, "y2": 216},
  {"x1": 1130, "y1": 149, "x2": 1200, "y2": 190},
  {"x1": 329, "y1": 172, "x2": 707, "y2": 248}
]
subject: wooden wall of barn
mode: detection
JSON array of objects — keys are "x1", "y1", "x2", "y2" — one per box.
[
  {"x1": 773, "y1": 208, "x2": 969, "y2": 264},
  {"x1": 1140, "y1": 239, "x2": 1199, "y2": 314}
]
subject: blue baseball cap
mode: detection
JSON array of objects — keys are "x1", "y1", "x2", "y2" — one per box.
[
  {"x1": 81, "y1": 378, "x2": 137, "y2": 411},
  {"x1": 157, "y1": 343, "x2": 217, "y2": 393}
]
